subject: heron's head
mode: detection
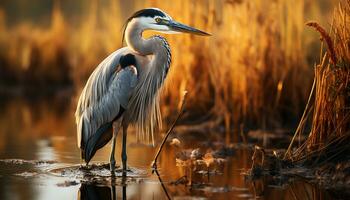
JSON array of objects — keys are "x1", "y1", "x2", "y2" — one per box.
[{"x1": 123, "y1": 8, "x2": 210, "y2": 41}]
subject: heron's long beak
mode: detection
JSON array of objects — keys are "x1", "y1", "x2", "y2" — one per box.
[{"x1": 168, "y1": 20, "x2": 211, "y2": 36}]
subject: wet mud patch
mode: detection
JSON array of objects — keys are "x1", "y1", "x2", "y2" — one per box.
[
  {"x1": 244, "y1": 146, "x2": 350, "y2": 198},
  {"x1": 0, "y1": 159, "x2": 149, "y2": 187},
  {"x1": 49, "y1": 163, "x2": 148, "y2": 186}
]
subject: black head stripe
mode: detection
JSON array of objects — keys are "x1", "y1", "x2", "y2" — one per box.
[
  {"x1": 120, "y1": 54, "x2": 136, "y2": 69},
  {"x1": 131, "y1": 8, "x2": 166, "y2": 19},
  {"x1": 122, "y1": 8, "x2": 166, "y2": 43}
]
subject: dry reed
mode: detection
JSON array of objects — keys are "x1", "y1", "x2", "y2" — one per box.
[
  {"x1": 286, "y1": 0, "x2": 350, "y2": 163},
  {"x1": 148, "y1": 0, "x2": 310, "y2": 131}
]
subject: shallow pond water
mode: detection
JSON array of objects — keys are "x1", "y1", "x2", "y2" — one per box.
[{"x1": 0, "y1": 94, "x2": 342, "y2": 200}]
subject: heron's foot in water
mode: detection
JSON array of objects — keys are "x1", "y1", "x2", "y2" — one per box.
[
  {"x1": 110, "y1": 161, "x2": 116, "y2": 174},
  {"x1": 79, "y1": 163, "x2": 92, "y2": 171},
  {"x1": 122, "y1": 163, "x2": 128, "y2": 173}
]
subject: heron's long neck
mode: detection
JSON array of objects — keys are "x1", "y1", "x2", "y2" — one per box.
[
  {"x1": 125, "y1": 22, "x2": 171, "y2": 73},
  {"x1": 124, "y1": 22, "x2": 171, "y2": 143}
]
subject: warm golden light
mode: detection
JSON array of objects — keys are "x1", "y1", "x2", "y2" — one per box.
[{"x1": 0, "y1": 1, "x2": 348, "y2": 199}]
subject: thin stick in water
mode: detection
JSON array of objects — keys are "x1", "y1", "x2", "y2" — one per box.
[{"x1": 151, "y1": 91, "x2": 188, "y2": 172}]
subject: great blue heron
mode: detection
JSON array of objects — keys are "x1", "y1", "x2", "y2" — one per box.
[{"x1": 75, "y1": 8, "x2": 210, "y2": 174}]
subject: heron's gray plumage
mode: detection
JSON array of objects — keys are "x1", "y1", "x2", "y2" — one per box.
[
  {"x1": 126, "y1": 35, "x2": 171, "y2": 143},
  {"x1": 75, "y1": 48, "x2": 138, "y2": 149},
  {"x1": 75, "y1": 8, "x2": 209, "y2": 167}
]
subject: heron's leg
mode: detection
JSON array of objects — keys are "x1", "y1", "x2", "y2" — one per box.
[
  {"x1": 110, "y1": 121, "x2": 120, "y2": 174},
  {"x1": 121, "y1": 124, "x2": 128, "y2": 175},
  {"x1": 110, "y1": 132, "x2": 117, "y2": 173}
]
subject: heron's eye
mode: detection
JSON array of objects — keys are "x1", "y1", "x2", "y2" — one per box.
[{"x1": 155, "y1": 18, "x2": 162, "y2": 23}]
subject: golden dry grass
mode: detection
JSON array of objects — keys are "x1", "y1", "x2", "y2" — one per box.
[
  {"x1": 0, "y1": 0, "x2": 342, "y2": 138},
  {"x1": 286, "y1": 0, "x2": 350, "y2": 163},
  {"x1": 148, "y1": 0, "x2": 311, "y2": 130}
]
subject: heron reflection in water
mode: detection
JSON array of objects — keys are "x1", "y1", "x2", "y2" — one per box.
[{"x1": 79, "y1": 171, "x2": 171, "y2": 200}]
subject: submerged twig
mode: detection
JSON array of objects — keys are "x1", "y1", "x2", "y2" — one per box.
[
  {"x1": 154, "y1": 169, "x2": 171, "y2": 200},
  {"x1": 151, "y1": 91, "x2": 188, "y2": 172}
]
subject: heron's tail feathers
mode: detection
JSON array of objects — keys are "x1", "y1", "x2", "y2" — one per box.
[{"x1": 82, "y1": 122, "x2": 113, "y2": 164}]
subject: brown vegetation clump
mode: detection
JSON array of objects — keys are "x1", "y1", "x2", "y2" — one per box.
[{"x1": 286, "y1": 1, "x2": 350, "y2": 164}]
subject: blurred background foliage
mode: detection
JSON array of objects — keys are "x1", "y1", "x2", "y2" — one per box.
[{"x1": 0, "y1": 0, "x2": 342, "y2": 133}]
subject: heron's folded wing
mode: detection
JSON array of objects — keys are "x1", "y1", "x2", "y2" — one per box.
[
  {"x1": 81, "y1": 67, "x2": 138, "y2": 162},
  {"x1": 75, "y1": 48, "x2": 137, "y2": 148}
]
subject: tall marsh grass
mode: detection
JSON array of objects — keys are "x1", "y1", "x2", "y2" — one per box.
[
  {"x1": 0, "y1": 0, "x2": 341, "y2": 136},
  {"x1": 286, "y1": 1, "x2": 350, "y2": 162},
  {"x1": 148, "y1": 0, "x2": 311, "y2": 130}
]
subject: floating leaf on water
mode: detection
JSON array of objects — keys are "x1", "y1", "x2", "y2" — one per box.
[
  {"x1": 176, "y1": 158, "x2": 192, "y2": 167},
  {"x1": 202, "y1": 152, "x2": 214, "y2": 167},
  {"x1": 170, "y1": 138, "x2": 181, "y2": 146},
  {"x1": 190, "y1": 149, "x2": 202, "y2": 160}
]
